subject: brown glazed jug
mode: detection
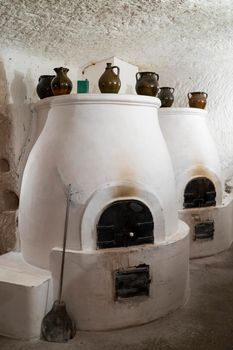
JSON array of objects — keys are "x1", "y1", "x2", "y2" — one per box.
[
  {"x1": 98, "y1": 63, "x2": 121, "y2": 93},
  {"x1": 51, "y1": 67, "x2": 73, "y2": 96},
  {"x1": 135, "y1": 72, "x2": 159, "y2": 96},
  {"x1": 188, "y1": 91, "x2": 208, "y2": 109},
  {"x1": 157, "y1": 87, "x2": 174, "y2": 107},
  {"x1": 36, "y1": 75, "x2": 55, "y2": 99}
]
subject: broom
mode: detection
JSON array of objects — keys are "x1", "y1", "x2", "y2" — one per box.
[{"x1": 41, "y1": 184, "x2": 76, "y2": 342}]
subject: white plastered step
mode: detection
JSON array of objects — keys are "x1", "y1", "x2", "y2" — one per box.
[{"x1": 0, "y1": 252, "x2": 53, "y2": 339}]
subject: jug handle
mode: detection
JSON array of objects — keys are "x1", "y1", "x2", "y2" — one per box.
[
  {"x1": 136, "y1": 72, "x2": 141, "y2": 81},
  {"x1": 187, "y1": 92, "x2": 192, "y2": 99},
  {"x1": 204, "y1": 92, "x2": 208, "y2": 98},
  {"x1": 112, "y1": 66, "x2": 120, "y2": 76},
  {"x1": 154, "y1": 73, "x2": 159, "y2": 81},
  {"x1": 170, "y1": 88, "x2": 174, "y2": 93}
]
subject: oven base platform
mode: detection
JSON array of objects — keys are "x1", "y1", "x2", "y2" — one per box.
[
  {"x1": 179, "y1": 192, "x2": 233, "y2": 259},
  {"x1": 50, "y1": 220, "x2": 189, "y2": 331}
]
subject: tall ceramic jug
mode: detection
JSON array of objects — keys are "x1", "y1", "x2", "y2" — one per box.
[
  {"x1": 51, "y1": 67, "x2": 73, "y2": 96},
  {"x1": 98, "y1": 63, "x2": 121, "y2": 93}
]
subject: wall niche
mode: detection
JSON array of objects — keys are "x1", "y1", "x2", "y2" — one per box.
[{"x1": 0, "y1": 158, "x2": 10, "y2": 172}]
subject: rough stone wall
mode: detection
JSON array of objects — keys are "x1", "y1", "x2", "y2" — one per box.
[
  {"x1": 0, "y1": 48, "x2": 78, "y2": 254},
  {"x1": 0, "y1": 93, "x2": 27, "y2": 253},
  {"x1": 0, "y1": 61, "x2": 18, "y2": 253}
]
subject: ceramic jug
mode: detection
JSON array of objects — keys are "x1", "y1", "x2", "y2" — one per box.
[
  {"x1": 135, "y1": 72, "x2": 159, "y2": 96},
  {"x1": 98, "y1": 63, "x2": 121, "y2": 93},
  {"x1": 36, "y1": 75, "x2": 55, "y2": 99},
  {"x1": 157, "y1": 87, "x2": 174, "y2": 107},
  {"x1": 51, "y1": 67, "x2": 73, "y2": 96},
  {"x1": 188, "y1": 91, "x2": 208, "y2": 109}
]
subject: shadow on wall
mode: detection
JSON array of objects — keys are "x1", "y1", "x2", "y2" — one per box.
[
  {"x1": 10, "y1": 68, "x2": 36, "y2": 103},
  {"x1": 9, "y1": 69, "x2": 37, "y2": 187},
  {"x1": 10, "y1": 71, "x2": 27, "y2": 104}
]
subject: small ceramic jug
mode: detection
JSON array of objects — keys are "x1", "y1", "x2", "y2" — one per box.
[
  {"x1": 188, "y1": 91, "x2": 208, "y2": 109},
  {"x1": 157, "y1": 87, "x2": 174, "y2": 107},
  {"x1": 135, "y1": 72, "x2": 159, "y2": 96},
  {"x1": 36, "y1": 75, "x2": 55, "y2": 99},
  {"x1": 98, "y1": 63, "x2": 121, "y2": 93},
  {"x1": 51, "y1": 67, "x2": 73, "y2": 96}
]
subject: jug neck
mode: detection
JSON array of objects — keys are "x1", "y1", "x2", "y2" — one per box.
[{"x1": 54, "y1": 67, "x2": 69, "y2": 75}]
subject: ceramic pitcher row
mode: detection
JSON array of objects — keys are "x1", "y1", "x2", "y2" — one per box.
[{"x1": 36, "y1": 64, "x2": 208, "y2": 109}]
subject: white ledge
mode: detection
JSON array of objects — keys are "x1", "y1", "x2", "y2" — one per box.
[
  {"x1": 159, "y1": 107, "x2": 208, "y2": 116},
  {"x1": 34, "y1": 93, "x2": 161, "y2": 109}
]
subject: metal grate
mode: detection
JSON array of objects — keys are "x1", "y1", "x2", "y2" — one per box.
[
  {"x1": 115, "y1": 265, "x2": 150, "y2": 299},
  {"x1": 194, "y1": 220, "x2": 214, "y2": 240}
]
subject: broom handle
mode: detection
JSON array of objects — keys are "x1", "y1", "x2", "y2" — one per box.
[{"x1": 58, "y1": 184, "x2": 72, "y2": 301}]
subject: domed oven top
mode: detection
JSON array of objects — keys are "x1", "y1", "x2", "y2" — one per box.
[
  {"x1": 159, "y1": 108, "x2": 222, "y2": 209},
  {"x1": 19, "y1": 94, "x2": 178, "y2": 269}
]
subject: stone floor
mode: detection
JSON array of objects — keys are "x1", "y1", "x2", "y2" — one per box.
[{"x1": 1, "y1": 245, "x2": 233, "y2": 350}]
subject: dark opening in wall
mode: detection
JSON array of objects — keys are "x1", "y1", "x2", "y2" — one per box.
[
  {"x1": 0, "y1": 158, "x2": 10, "y2": 172},
  {"x1": 0, "y1": 190, "x2": 19, "y2": 212},
  {"x1": 183, "y1": 177, "x2": 216, "y2": 209},
  {"x1": 97, "y1": 200, "x2": 154, "y2": 249}
]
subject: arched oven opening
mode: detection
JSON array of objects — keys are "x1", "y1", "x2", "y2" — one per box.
[
  {"x1": 183, "y1": 177, "x2": 216, "y2": 209},
  {"x1": 97, "y1": 200, "x2": 154, "y2": 249}
]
